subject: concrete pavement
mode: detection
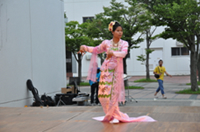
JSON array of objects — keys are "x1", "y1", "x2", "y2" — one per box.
[
  {"x1": 78, "y1": 76, "x2": 200, "y2": 107},
  {"x1": 125, "y1": 82, "x2": 200, "y2": 107},
  {"x1": 78, "y1": 82, "x2": 200, "y2": 107}
]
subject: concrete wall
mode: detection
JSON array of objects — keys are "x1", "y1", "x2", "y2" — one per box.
[
  {"x1": 0, "y1": 0, "x2": 66, "y2": 107},
  {"x1": 64, "y1": 0, "x2": 190, "y2": 77}
]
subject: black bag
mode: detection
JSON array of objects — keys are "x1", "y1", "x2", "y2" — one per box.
[
  {"x1": 27, "y1": 79, "x2": 44, "y2": 106},
  {"x1": 154, "y1": 74, "x2": 160, "y2": 79},
  {"x1": 55, "y1": 93, "x2": 77, "y2": 105},
  {"x1": 27, "y1": 79, "x2": 56, "y2": 107},
  {"x1": 41, "y1": 94, "x2": 56, "y2": 106},
  {"x1": 154, "y1": 66, "x2": 161, "y2": 79}
]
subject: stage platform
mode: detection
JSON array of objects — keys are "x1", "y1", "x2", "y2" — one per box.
[{"x1": 0, "y1": 106, "x2": 200, "y2": 132}]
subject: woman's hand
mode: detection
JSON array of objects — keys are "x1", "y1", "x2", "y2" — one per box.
[
  {"x1": 106, "y1": 50, "x2": 114, "y2": 60},
  {"x1": 77, "y1": 45, "x2": 86, "y2": 55}
]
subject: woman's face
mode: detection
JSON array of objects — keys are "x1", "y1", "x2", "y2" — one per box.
[{"x1": 112, "y1": 26, "x2": 123, "y2": 39}]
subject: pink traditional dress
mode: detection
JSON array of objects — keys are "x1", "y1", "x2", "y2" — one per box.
[{"x1": 83, "y1": 39, "x2": 155, "y2": 123}]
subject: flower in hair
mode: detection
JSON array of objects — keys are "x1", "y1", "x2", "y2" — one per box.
[{"x1": 108, "y1": 21, "x2": 115, "y2": 31}]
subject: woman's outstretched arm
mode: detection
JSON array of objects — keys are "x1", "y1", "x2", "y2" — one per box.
[{"x1": 79, "y1": 40, "x2": 107, "y2": 54}]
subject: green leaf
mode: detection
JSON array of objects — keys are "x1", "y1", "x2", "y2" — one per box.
[
  {"x1": 137, "y1": 54, "x2": 146, "y2": 62},
  {"x1": 145, "y1": 49, "x2": 154, "y2": 54}
]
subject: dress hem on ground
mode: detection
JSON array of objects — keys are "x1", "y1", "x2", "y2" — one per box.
[{"x1": 93, "y1": 115, "x2": 156, "y2": 123}]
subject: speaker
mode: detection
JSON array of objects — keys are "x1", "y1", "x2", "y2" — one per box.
[{"x1": 55, "y1": 93, "x2": 77, "y2": 105}]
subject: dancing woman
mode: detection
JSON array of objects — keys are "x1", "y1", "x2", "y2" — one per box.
[{"x1": 78, "y1": 21, "x2": 155, "y2": 123}]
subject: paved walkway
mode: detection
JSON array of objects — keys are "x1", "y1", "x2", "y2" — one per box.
[
  {"x1": 78, "y1": 76, "x2": 200, "y2": 107},
  {"x1": 128, "y1": 82, "x2": 200, "y2": 100},
  {"x1": 78, "y1": 82, "x2": 200, "y2": 107},
  {"x1": 125, "y1": 82, "x2": 200, "y2": 107}
]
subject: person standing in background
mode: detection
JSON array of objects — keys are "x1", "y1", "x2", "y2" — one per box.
[
  {"x1": 154, "y1": 59, "x2": 172, "y2": 100},
  {"x1": 89, "y1": 68, "x2": 101, "y2": 106}
]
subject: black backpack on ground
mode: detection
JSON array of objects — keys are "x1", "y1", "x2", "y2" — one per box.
[
  {"x1": 41, "y1": 94, "x2": 56, "y2": 106},
  {"x1": 27, "y1": 79, "x2": 44, "y2": 106},
  {"x1": 27, "y1": 79, "x2": 56, "y2": 106}
]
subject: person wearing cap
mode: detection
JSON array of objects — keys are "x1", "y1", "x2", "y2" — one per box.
[
  {"x1": 89, "y1": 68, "x2": 101, "y2": 105},
  {"x1": 154, "y1": 59, "x2": 172, "y2": 99}
]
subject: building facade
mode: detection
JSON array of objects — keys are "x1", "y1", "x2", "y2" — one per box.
[
  {"x1": 64, "y1": 0, "x2": 190, "y2": 77},
  {"x1": 0, "y1": 0, "x2": 66, "y2": 107}
]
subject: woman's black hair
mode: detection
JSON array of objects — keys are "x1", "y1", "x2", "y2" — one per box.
[{"x1": 112, "y1": 22, "x2": 122, "y2": 32}]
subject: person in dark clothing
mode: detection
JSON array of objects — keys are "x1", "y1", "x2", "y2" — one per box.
[{"x1": 89, "y1": 68, "x2": 101, "y2": 105}]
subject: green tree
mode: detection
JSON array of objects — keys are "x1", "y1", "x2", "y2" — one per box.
[
  {"x1": 84, "y1": 17, "x2": 110, "y2": 64},
  {"x1": 137, "y1": 54, "x2": 146, "y2": 65},
  {"x1": 141, "y1": 0, "x2": 200, "y2": 91},
  {"x1": 86, "y1": 0, "x2": 146, "y2": 76},
  {"x1": 141, "y1": 7, "x2": 158, "y2": 80},
  {"x1": 144, "y1": 28, "x2": 156, "y2": 80},
  {"x1": 65, "y1": 21, "x2": 91, "y2": 82},
  {"x1": 137, "y1": 26, "x2": 157, "y2": 80},
  {"x1": 134, "y1": 2, "x2": 158, "y2": 80}
]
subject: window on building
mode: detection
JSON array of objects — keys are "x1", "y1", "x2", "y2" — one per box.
[
  {"x1": 83, "y1": 17, "x2": 94, "y2": 23},
  {"x1": 172, "y1": 48, "x2": 180, "y2": 56},
  {"x1": 181, "y1": 47, "x2": 189, "y2": 55},
  {"x1": 171, "y1": 47, "x2": 189, "y2": 56}
]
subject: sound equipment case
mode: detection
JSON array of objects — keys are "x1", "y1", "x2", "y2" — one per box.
[{"x1": 55, "y1": 93, "x2": 77, "y2": 105}]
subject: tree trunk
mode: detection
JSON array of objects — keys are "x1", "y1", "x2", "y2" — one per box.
[
  {"x1": 146, "y1": 34, "x2": 150, "y2": 80},
  {"x1": 123, "y1": 51, "x2": 128, "y2": 87},
  {"x1": 123, "y1": 40, "x2": 130, "y2": 75},
  {"x1": 198, "y1": 54, "x2": 200, "y2": 82},
  {"x1": 99, "y1": 54, "x2": 105, "y2": 65},
  {"x1": 146, "y1": 52, "x2": 150, "y2": 80},
  {"x1": 78, "y1": 53, "x2": 82, "y2": 83},
  {"x1": 123, "y1": 57, "x2": 127, "y2": 74},
  {"x1": 100, "y1": 57, "x2": 104, "y2": 65},
  {"x1": 190, "y1": 44, "x2": 198, "y2": 91}
]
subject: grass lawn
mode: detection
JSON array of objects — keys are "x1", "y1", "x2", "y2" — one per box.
[
  {"x1": 79, "y1": 82, "x2": 90, "y2": 86},
  {"x1": 67, "y1": 82, "x2": 90, "y2": 86},
  {"x1": 186, "y1": 82, "x2": 200, "y2": 85},
  {"x1": 125, "y1": 86, "x2": 144, "y2": 89},
  {"x1": 68, "y1": 82, "x2": 144, "y2": 90},
  {"x1": 134, "y1": 78, "x2": 157, "y2": 83},
  {"x1": 176, "y1": 88, "x2": 200, "y2": 94},
  {"x1": 78, "y1": 82, "x2": 144, "y2": 89}
]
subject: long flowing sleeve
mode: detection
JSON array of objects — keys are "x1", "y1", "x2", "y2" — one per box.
[
  {"x1": 85, "y1": 40, "x2": 107, "y2": 82},
  {"x1": 113, "y1": 41, "x2": 128, "y2": 58},
  {"x1": 83, "y1": 40, "x2": 107, "y2": 54}
]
